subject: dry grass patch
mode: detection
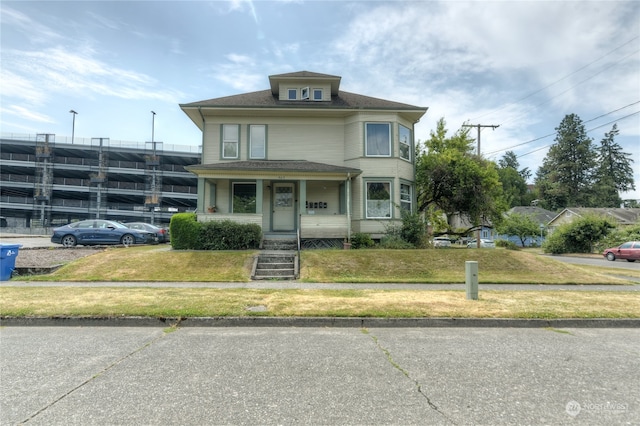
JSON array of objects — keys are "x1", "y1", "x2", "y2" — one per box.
[
  {"x1": 300, "y1": 249, "x2": 629, "y2": 284},
  {"x1": 1, "y1": 287, "x2": 638, "y2": 319},
  {"x1": 27, "y1": 246, "x2": 256, "y2": 282}
]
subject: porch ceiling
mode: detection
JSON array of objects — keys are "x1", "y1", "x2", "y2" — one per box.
[{"x1": 185, "y1": 160, "x2": 362, "y2": 180}]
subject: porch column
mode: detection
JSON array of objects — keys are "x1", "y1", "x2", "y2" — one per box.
[
  {"x1": 299, "y1": 180, "x2": 307, "y2": 216},
  {"x1": 256, "y1": 179, "x2": 263, "y2": 213},
  {"x1": 346, "y1": 174, "x2": 352, "y2": 240},
  {"x1": 197, "y1": 177, "x2": 205, "y2": 213}
]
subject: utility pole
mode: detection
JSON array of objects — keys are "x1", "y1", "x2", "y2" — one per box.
[
  {"x1": 461, "y1": 123, "x2": 500, "y2": 247},
  {"x1": 462, "y1": 123, "x2": 500, "y2": 156}
]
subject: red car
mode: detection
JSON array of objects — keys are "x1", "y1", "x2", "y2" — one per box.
[{"x1": 603, "y1": 241, "x2": 640, "y2": 262}]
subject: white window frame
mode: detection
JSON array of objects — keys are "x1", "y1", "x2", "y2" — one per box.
[
  {"x1": 400, "y1": 183, "x2": 412, "y2": 212},
  {"x1": 365, "y1": 123, "x2": 391, "y2": 157},
  {"x1": 222, "y1": 124, "x2": 239, "y2": 159},
  {"x1": 365, "y1": 181, "x2": 392, "y2": 219},
  {"x1": 287, "y1": 88, "x2": 297, "y2": 100},
  {"x1": 399, "y1": 124, "x2": 411, "y2": 162},
  {"x1": 301, "y1": 87, "x2": 309, "y2": 99},
  {"x1": 313, "y1": 88, "x2": 323, "y2": 101},
  {"x1": 249, "y1": 125, "x2": 266, "y2": 159}
]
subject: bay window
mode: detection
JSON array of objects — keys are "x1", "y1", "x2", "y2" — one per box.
[
  {"x1": 366, "y1": 181, "x2": 391, "y2": 218},
  {"x1": 365, "y1": 123, "x2": 391, "y2": 157},
  {"x1": 399, "y1": 124, "x2": 411, "y2": 161}
]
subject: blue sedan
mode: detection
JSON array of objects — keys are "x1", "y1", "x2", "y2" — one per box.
[{"x1": 51, "y1": 219, "x2": 158, "y2": 247}]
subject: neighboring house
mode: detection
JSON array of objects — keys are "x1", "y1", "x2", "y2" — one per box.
[
  {"x1": 180, "y1": 71, "x2": 428, "y2": 243},
  {"x1": 497, "y1": 206, "x2": 556, "y2": 246},
  {"x1": 547, "y1": 207, "x2": 640, "y2": 233},
  {"x1": 447, "y1": 213, "x2": 495, "y2": 243}
]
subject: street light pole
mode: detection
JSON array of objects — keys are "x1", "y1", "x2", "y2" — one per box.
[
  {"x1": 69, "y1": 110, "x2": 78, "y2": 144},
  {"x1": 151, "y1": 111, "x2": 156, "y2": 145}
]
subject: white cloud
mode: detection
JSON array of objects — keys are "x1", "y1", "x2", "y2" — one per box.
[{"x1": 1, "y1": 105, "x2": 55, "y2": 123}]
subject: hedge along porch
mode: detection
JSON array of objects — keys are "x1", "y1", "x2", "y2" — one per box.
[{"x1": 185, "y1": 160, "x2": 362, "y2": 239}]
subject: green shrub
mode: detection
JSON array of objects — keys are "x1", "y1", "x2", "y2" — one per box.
[
  {"x1": 200, "y1": 220, "x2": 261, "y2": 250},
  {"x1": 496, "y1": 239, "x2": 519, "y2": 250},
  {"x1": 594, "y1": 223, "x2": 640, "y2": 252},
  {"x1": 351, "y1": 232, "x2": 375, "y2": 249},
  {"x1": 379, "y1": 235, "x2": 414, "y2": 249},
  {"x1": 400, "y1": 210, "x2": 428, "y2": 248},
  {"x1": 542, "y1": 214, "x2": 616, "y2": 254},
  {"x1": 169, "y1": 213, "x2": 202, "y2": 250}
]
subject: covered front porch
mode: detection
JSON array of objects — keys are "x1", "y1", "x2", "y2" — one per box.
[{"x1": 186, "y1": 160, "x2": 362, "y2": 240}]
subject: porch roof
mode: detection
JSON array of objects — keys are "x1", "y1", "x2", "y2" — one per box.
[{"x1": 185, "y1": 160, "x2": 362, "y2": 180}]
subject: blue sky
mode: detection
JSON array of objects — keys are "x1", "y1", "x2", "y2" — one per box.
[{"x1": 2, "y1": 0, "x2": 639, "y2": 200}]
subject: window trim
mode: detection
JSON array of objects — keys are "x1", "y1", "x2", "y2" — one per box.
[
  {"x1": 399, "y1": 124, "x2": 412, "y2": 162},
  {"x1": 221, "y1": 124, "x2": 240, "y2": 160},
  {"x1": 365, "y1": 122, "x2": 392, "y2": 157},
  {"x1": 364, "y1": 179, "x2": 393, "y2": 219},
  {"x1": 301, "y1": 87, "x2": 309, "y2": 99},
  {"x1": 249, "y1": 124, "x2": 266, "y2": 159},
  {"x1": 313, "y1": 88, "x2": 323, "y2": 101},
  {"x1": 400, "y1": 181, "x2": 413, "y2": 213},
  {"x1": 287, "y1": 88, "x2": 297, "y2": 100},
  {"x1": 231, "y1": 181, "x2": 257, "y2": 214}
]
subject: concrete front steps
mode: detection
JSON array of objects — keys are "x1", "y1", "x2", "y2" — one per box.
[
  {"x1": 251, "y1": 252, "x2": 298, "y2": 280},
  {"x1": 252, "y1": 233, "x2": 299, "y2": 280}
]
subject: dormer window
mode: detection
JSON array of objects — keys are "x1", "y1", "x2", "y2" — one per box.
[
  {"x1": 287, "y1": 89, "x2": 297, "y2": 100},
  {"x1": 301, "y1": 87, "x2": 309, "y2": 100},
  {"x1": 313, "y1": 89, "x2": 323, "y2": 101}
]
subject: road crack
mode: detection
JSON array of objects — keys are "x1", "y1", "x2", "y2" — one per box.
[
  {"x1": 366, "y1": 330, "x2": 457, "y2": 425},
  {"x1": 19, "y1": 330, "x2": 172, "y2": 424}
]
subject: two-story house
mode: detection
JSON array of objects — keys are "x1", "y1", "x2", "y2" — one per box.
[{"x1": 180, "y1": 71, "x2": 428, "y2": 245}]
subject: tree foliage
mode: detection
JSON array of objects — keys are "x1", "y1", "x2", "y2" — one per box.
[
  {"x1": 496, "y1": 213, "x2": 541, "y2": 247},
  {"x1": 592, "y1": 124, "x2": 636, "y2": 207},
  {"x1": 542, "y1": 214, "x2": 616, "y2": 254},
  {"x1": 497, "y1": 151, "x2": 531, "y2": 208},
  {"x1": 416, "y1": 118, "x2": 507, "y2": 235}
]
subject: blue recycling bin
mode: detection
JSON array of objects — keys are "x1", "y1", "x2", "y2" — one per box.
[{"x1": 0, "y1": 244, "x2": 22, "y2": 281}]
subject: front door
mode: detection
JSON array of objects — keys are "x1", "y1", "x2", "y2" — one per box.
[{"x1": 273, "y1": 183, "x2": 295, "y2": 231}]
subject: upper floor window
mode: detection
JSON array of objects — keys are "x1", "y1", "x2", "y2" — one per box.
[
  {"x1": 287, "y1": 89, "x2": 297, "y2": 100},
  {"x1": 313, "y1": 89, "x2": 323, "y2": 101},
  {"x1": 301, "y1": 87, "x2": 309, "y2": 99},
  {"x1": 249, "y1": 125, "x2": 266, "y2": 159},
  {"x1": 399, "y1": 125, "x2": 411, "y2": 161},
  {"x1": 222, "y1": 124, "x2": 239, "y2": 159},
  {"x1": 365, "y1": 123, "x2": 391, "y2": 157}
]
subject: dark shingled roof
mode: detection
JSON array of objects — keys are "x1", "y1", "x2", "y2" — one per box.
[
  {"x1": 181, "y1": 89, "x2": 424, "y2": 111},
  {"x1": 186, "y1": 160, "x2": 362, "y2": 175}
]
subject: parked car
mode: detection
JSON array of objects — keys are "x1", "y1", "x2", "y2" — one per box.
[
  {"x1": 603, "y1": 241, "x2": 640, "y2": 262},
  {"x1": 432, "y1": 237, "x2": 452, "y2": 248},
  {"x1": 125, "y1": 222, "x2": 170, "y2": 243},
  {"x1": 467, "y1": 239, "x2": 496, "y2": 248},
  {"x1": 51, "y1": 219, "x2": 158, "y2": 247}
]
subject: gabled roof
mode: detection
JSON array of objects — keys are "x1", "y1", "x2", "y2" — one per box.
[
  {"x1": 507, "y1": 206, "x2": 557, "y2": 225},
  {"x1": 549, "y1": 207, "x2": 640, "y2": 226},
  {"x1": 268, "y1": 71, "x2": 341, "y2": 95}
]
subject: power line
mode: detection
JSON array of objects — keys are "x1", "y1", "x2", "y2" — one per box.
[
  {"x1": 515, "y1": 110, "x2": 640, "y2": 159},
  {"x1": 484, "y1": 101, "x2": 640, "y2": 156},
  {"x1": 471, "y1": 36, "x2": 639, "y2": 123}
]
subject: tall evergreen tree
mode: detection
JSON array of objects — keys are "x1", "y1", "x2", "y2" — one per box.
[
  {"x1": 535, "y1": 114, "x2": 597, "y2": 209},
  {"x1": 497, "y1": 151, "x2": 532, "y2": 207},
  {"x1": 593, "y1": 124, "x2": 635, "y2": 207}
]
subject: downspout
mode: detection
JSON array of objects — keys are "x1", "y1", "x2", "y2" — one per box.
[{"x1": 346, "y1": 173, "x2": 351, "y2": 241}]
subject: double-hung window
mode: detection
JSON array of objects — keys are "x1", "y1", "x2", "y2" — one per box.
[
  {"x1": 365, "y1": 123, "x2": 391, "y2": 157},
  {"x1": 249, "y1": 125, "x2": 266, "y2": 159},
  {"x1": 232, "y1": 182, "x2": 257, "y2": 213},
  {"x1": 400, "y1": 183, "x2": 412, "y2": 212},
  {"x1": 399, "y1": 125, "x2": 411, "y2": 161},
  {"x1": 366, "y1": 181, "x2": 391, "y2": 218},
  {"x1": 222, "y1": 124, "x2": 239, "y2": 159}
]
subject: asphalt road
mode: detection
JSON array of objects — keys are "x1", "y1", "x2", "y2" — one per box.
[{"x1": 1, "y1": 327, "x2": 638, "y2": 425}]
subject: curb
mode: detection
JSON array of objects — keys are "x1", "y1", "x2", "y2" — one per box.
[{"x1": 1, "y1": 316, "x2": 639, "y2": 328}]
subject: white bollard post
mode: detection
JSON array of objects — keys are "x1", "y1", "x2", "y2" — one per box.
[{"x1": 466, "y1": 261, "x2": 478, "y2": 300}]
